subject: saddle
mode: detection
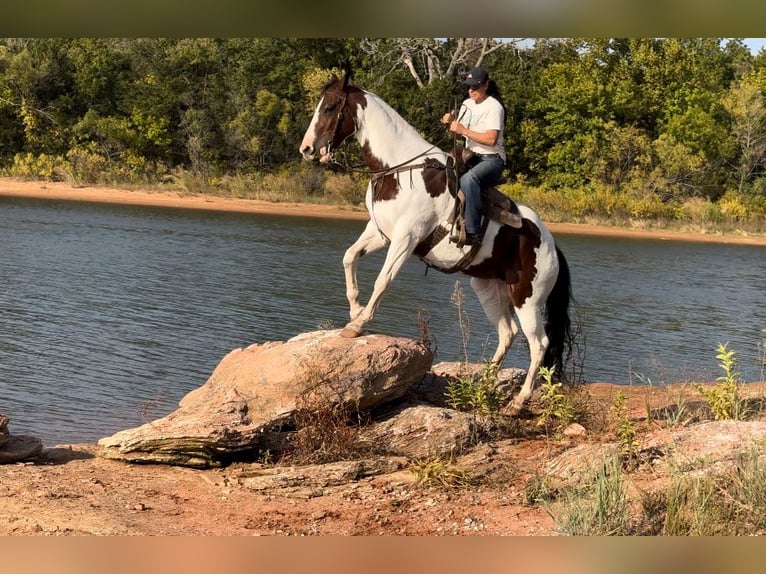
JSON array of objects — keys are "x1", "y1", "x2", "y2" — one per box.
[
  {"x1": 443, "y1": 148, "x2": 523, "y2": 248},
  {"x1": 411, "y1": 152, "x2": 525, "y2": 271}
]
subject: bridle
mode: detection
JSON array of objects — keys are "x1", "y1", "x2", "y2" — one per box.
[
  {"x1": 323, "y1": 85, "x2": 448, "y2": 177},
  {"x1": 325, "y1": 88, "x2": 352, "y2": 157}
]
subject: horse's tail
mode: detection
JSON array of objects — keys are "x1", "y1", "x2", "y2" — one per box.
[{"x1": 543, "y1": 245, "x2": 573, "y2": 380}]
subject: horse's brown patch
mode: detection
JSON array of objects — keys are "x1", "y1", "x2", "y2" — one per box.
[
  {"x1": 420, "y1": 158, "x2": 455, "y2": 198},
  {"x1": 362, "y1": 142, "x2": 398, "y2": 202},
  {"x1": 464, "y1": 220, "x2": 542, "y2": 308},
  {"x1": 371, "y1": 172, "x2": 399, "y2": 201},
  {"x1": 310, "y1": 78, "x2": 367, "y2": 159}
]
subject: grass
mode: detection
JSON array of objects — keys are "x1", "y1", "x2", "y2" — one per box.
[
  {"x1": 548, "y1": 456, "x2": 632, "y2": 536},
  {"x1": 409, "y1": 455, "x2": 475, "y2": 490}
]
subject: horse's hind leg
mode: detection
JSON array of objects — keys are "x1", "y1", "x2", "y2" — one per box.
[
  {"x1": 342, "y1": 219, "x2": 388, "y2": 332},
  {"x1": 503, "y1": 302, "x2": 549, "y2": 416},
  {"x1": 470, "y1": 277, "x2": 517, "y2": 364}
]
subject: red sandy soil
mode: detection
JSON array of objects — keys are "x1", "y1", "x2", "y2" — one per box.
[{"x1": 1, "y1": 381, "x2": 764, "y2": 536}]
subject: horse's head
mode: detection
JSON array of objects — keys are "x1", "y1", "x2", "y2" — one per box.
[{"x1": 300, "y1": 71, "x2": 362, "y2": 164}]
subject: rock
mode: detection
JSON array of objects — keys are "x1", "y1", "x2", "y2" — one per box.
[
  {"x1": 542, "y1": 420, "x2": 766, "y2": 490},
  {"x1": 0, "y1": 414, "x2": 9, "y2": 448},
  {"x1": 641, "y1": 420, "x2": 766, "y2": 476},
  {"x1": 563, "y1": 422, "x2": 587, "y2": 437},
  {"x1": 543, "y1": 443, "x2": 621, "y2": 489},
  {"x1": 0, "y1": 435, "x2": 43, "y2": 464},
  {"x1": 238, "y1": 457, "x2": 406, "y2": 497},
  {"x1": 361, "y1": 405, "x2": 475, "y2": 458},
  {"x1": 98, "y1": 330, "x2": 433, "y2": 468},
  {"x1": 412, "y1": 362, "x2": 525, "y2": 407}
]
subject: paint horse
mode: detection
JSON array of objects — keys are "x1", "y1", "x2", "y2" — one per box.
[{"x1": 300, "y1": 72, "x2": 573, "y2": 414}]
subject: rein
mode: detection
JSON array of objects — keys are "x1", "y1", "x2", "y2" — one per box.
[{"x1": 369, "y1": 145, "x2": 441, "y2": 181}]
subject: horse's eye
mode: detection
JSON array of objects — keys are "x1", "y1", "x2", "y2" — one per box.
[{"x1": 323, "y1": 104, "x2": 337, "y2": 115}]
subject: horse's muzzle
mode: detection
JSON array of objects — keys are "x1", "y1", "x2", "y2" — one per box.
[{"x1": 300, "y1": 145, "x2": 315, "y2": 160}]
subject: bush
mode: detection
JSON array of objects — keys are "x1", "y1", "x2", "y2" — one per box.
[
  {"x1": 5, "y1": 152, "x2": 65, "y2": 180},
  {"x1": 323, "y1": 172, "x2": 366, "y2": 205}
]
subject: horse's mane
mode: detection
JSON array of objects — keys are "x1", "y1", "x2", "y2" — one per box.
[{"x1": 361, "y1": 90, "x2": 435, "y2": 151}]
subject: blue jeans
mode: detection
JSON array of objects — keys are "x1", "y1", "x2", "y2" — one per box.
[{"x1": 459, "y1": 154, "x2": 505, "y2": 235}]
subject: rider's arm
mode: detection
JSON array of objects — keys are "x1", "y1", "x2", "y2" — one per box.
[{"x1": 449, "y1": 122, "x2": 499, "y2": 147}]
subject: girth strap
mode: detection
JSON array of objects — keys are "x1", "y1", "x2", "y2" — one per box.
[{"x1": 413, "y1": 224, "x2": 482, "y2": 274}]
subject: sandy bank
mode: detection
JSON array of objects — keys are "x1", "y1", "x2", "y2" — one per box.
[{"x1": 2, "y1": 178, "x2": 765, "y2": 247}]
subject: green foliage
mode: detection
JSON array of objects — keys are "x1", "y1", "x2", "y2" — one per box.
[
  {"x1": 0, "y1": 37, "x2": 764, "y2": 228},
  {"x1": 610, "y1": 391, "x2": 640, "y2": 461},
  {"x1": 544, "y1": 447, "x2": 766, "y2": 535},
  {"x1": 696, "y1": 342, "x2": 744, "y2": 420},
  {"x1": 536, "y1": 366, "x2": 575, "y2": 433},
  {"x1": 7, "y1": 152, "x2": 66, "y2": 179},
  {"x1": 445, "y1": 361, "x2": 505, "y2": 418},
  {"x1": 523, "y1": 473, "x2": 558, "y2": 506}
]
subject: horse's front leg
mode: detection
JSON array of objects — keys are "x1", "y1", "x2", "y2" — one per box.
[
  {"x1": 340, "y1": 232, "x2": 417, "y2": 338},
  {"x1": 342, "y1": 220, "x2": 388, "y2": 325}
]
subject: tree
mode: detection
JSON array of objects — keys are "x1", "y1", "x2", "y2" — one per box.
[
  {"x1": 722, "y1": 76, "x2": 766, "y2": 194},
  {"x1": 356, "y1": 38, "x2": 518, "y2": 87}
]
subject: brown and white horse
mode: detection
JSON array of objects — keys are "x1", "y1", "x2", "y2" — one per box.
[{"x1": 300, "y1": 72, "x2": 573, "y2": 414}]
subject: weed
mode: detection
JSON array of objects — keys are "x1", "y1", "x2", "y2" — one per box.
[
  {"x1": 409, "y1": 455, "x2": 474, "y2": 490},
  {"x1": 610, "y1": 390, "x2": 640, "y2": 463},
  {"x1": 445, "y1": 360, "x2": 506, "y2": 418},
  {"x1": 523, "y1": 473, "x2": 558, "y2": 506},
  {"x1": 727, "y1": 448, "x2": 766, "y2": 532},
  {"x1": 289, "y1": 399, "x2": 370, "y2": 465},
  {"x1": 696, "y1": 342, "x2": 744, "y2": 420},
  {"x1": 450, "y1": 280, "x2": 471, "y2": 363},
  {"x1": 283, "y1": 349, "x2": 374, "y2": 465},
  {"x1": 637, "y1": 447, "x2": 766, "y2": 535},
  {"x1": 416, "y1": 308, "x2": 435, "y2": 353},
  {"x1": 255, "y1": 449, "x2": 273, "y2": 465},
  {"x1": 536, "y1": 366, "x2": 575, "y2": 435}
]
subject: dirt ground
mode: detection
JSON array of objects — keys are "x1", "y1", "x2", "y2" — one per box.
[
  {"x1": 2, "y1": 382, "x2": 764, "y2": 536},
  {"x1": 2, "y1": 178, "x2": 765, "y2": 536}
]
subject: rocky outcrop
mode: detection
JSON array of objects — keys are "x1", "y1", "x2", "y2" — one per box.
[
  {"x1": 542, "y1": 420, "x2": 766, "y2": 491},
  {"x1": 0, "y1": 414, "x2": 43, "y2": 464},
  {"x1": 99, "y1": 330, "x2": 435, "y2": 467}
]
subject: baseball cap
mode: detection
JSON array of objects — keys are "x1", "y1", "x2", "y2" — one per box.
[{"x1": 462, "y1": 67, "x2": 489, "y2": 87}]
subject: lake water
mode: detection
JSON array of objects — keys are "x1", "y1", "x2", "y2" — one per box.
[{"x1": 2, "y1": 196, "x2": 764, "y2": 445}]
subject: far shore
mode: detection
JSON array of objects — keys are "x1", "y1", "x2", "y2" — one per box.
[{"x1": 2, "y1": 177, "x2": 765, "y2": 247}]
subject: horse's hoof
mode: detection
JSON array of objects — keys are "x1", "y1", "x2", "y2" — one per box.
[
  {"x1": 501, "y1": 402, "x2": 524, "y2": 417},
  {"x1": 339, "y1": 326, "x2": 363, "y2": 338}
]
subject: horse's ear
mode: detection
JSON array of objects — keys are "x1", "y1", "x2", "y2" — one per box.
[{"x1": 342, "y1": 61, "x2": 352, "y2": 89}]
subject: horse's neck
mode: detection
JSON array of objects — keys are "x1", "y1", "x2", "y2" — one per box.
[{"x1": 356, "y1": 93, "x2": 436, "y2": 168}]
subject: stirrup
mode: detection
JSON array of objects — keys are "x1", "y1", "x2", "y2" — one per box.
[{"x1": 449, "y1": 219, "x2": 467, "y2": 247}]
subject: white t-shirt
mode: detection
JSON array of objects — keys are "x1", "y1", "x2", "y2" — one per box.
[{"x1": 458, "y1": 96, "x2": 506, "y2": 161}]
